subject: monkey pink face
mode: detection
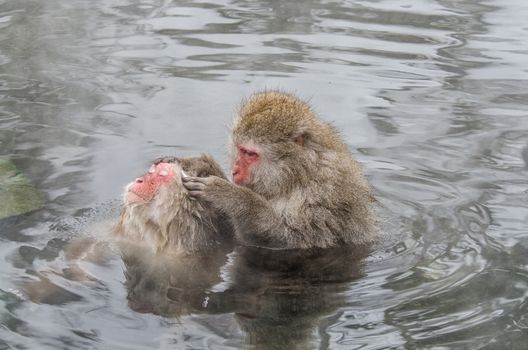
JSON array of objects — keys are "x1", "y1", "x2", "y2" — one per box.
[
  {"x1": 232, "y1": 144, "x2": 260, "y2": 185},
  {"x1": 126, "y1": 163, "x2": 175, "y2": 204}
]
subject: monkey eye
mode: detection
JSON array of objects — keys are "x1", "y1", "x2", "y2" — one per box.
[
  {"x1": 239, "y1": 146, "x2": 259, "y2": 159},
  {"x1": 148, "y1": 165, "x2": 156, "y2": 174},
  {"x1": 159, "y1": 169, "x2": 168, "y2": 177}
]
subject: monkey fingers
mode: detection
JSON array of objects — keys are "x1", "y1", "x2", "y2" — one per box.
[{"x1": 182, "y1": 177, "x2": 208, "y2": 197}]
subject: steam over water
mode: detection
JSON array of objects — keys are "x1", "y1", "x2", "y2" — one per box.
[{"x1": 1, "y1": 0, "x2": 528, "y2": 349}]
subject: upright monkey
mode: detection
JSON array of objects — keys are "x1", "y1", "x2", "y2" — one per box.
[{"x1": 175, "y1": 91, "x2": 376, "y2": 249}]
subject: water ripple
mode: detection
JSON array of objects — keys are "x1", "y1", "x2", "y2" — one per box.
[{"x1": 1, "y1": 0, "x2": 528, "y2": 349}]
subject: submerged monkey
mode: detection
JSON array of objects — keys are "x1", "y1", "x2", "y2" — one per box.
[
  {"x1": 114, "y1": 154, "x2": 232, "y2": 254},
  {"x1": 19, "y1": 146, "x2": 374, "y2": 346},
  {"x1": 114, "y1": 154, "x2": 234, "y2": 315},
  {"x1": 22, "y1": 155, "x2": 234, "y2": 314},
  {"x1": 117, "y1": 150, "x2": 374, "y2": 320},
  {"x1": 163, "y1": 91, "x2": 376, "y2": 249}
]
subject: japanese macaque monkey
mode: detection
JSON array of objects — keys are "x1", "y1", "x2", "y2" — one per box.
[
  {"x1": 179, "y1": 91, "x2": 376, "y2": 249},
  {"x1": 21, "y1": 155, "x2": 234, "y2": 307},
  {"x1": 114, "y1": 155, "x2": 234, "y2": 314},
  {"x1": 114, "y1": 154, "x2": 232, "y2": 254}
]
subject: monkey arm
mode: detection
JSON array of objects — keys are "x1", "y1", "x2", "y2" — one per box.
[{"x1": 182, "y1": 176, "x2": 287, "y2": 247}]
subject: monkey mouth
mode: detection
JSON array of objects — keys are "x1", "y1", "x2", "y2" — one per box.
[
  {"x1": 231, "y1": 170, "x2": 240, "y2": 182},
  {"x1": 232, "y1": 171, "x2": 247, "y2": 185},
  {"x1": 126, "y1": 189, "x2": 151, "y2": 204}
]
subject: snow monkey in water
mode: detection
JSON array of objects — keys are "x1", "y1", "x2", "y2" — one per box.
[
  {"x1": 160, "y1": 91, "x2": 376, "y2": 249},
  {"x1": 24, "y1": 155, "x2": 233, "y2": 307},
  {"x1": 109, "y1": 155, "x2": 235, "y2": 315},
  {"x1": 114, "y1": 154, "x2": 233, "y2": 254}
]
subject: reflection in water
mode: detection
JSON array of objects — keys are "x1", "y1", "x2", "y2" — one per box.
[
  {"x1": 123, "y1": 245, "x2": 368, "y2": 349},
  {"x1": 1, "y1": 0, "x2": 528, "y2": 348},
  {"x1": 122, "y1": 241, "x2": 233, "y2": 316},
  {"x1": 227, "y1": 247, "x2": 368, "y2": 349}
]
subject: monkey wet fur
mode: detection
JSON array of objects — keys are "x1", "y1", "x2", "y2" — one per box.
[
  {"x1": 114, "y1": 155, "x2": 231, "y2": 254},
  {"x1": 182, "y1": 91, "x2": 376, "y2": 249}
]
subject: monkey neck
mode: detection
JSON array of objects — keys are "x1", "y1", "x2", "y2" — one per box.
[
  {"x1": 117, "y1": 190, "x2": 221, "y2": 256},
  {"x1": 162, "y1": 198, "x2": 221, "y2": 254}
]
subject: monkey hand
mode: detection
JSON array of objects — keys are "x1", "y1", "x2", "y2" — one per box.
[
  {"x1": 182, "y1": 176, "x2": 233, "y2": 202},
  {"x1": 153, "y1": 156, "x2": 181, "y2": 165}
]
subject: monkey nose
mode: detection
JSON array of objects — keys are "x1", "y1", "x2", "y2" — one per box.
[{"x1": 135, "y1": 177, "x2": 144, "y2": 183}]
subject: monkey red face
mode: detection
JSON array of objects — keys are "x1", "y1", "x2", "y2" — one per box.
[
  {"x1": 126, "y1": 163, "x2": 175, "y2": 204},
  {"x1": 232, "y1": 144, "x2": 260, "y2": 185}
]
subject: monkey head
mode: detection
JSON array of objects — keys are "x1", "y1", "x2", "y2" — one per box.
[
  {"x1": 123, "y1": 162, "x2": 188, "y2": 223},
  {"x1": 126, "y1": 163, "x2": 178, "y2": 204},
  {"x1": 229, "y1": 91, "x2": 346, "y2": 197}
]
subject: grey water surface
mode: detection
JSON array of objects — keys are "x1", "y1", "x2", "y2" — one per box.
[{"x1": 1, "y1": 0, "x2": 527, "y2": 349}]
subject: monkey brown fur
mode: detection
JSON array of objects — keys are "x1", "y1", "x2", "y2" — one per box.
[
  {"x1": 114, "y1": 154, "x2": 232, "y2": 254},
  {"x1": 182, "y1": 91, "x2": 376, "y2": 249}
]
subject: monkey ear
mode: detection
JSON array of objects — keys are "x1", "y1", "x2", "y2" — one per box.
[{"x1": 292, "y1": 132, "x2": 308, "y2": 147}]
